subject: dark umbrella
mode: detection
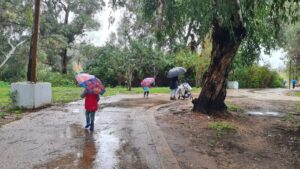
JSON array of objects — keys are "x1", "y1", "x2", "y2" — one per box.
[{"x1": 167, "y1": 67, "x2": 186, "y2": 78}]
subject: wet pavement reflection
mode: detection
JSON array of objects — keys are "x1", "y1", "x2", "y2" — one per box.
[{"x1": 2, "y1": 94, "x2": 171, "y2": 169}]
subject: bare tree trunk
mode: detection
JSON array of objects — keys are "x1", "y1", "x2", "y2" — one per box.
[
  {"x1": 27, "y1": 42, "x2": 33, "y2": 81},
  {"x1": 61, "y1": 48, "x2": 68, "y2": 74},
  {"x1": 192, "y1": 0, "x2": 245, "y2": 115},
  {"x1": 61, "y1": 7, "x2": 69, "y2": 74},
  {"x1": 128, "y1": 70, "x2": 132, "y2": 91}
]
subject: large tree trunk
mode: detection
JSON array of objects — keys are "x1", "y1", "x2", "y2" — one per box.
[
  {"x1": 61, "y1": 8, "x2": 69, "y2": 74},
  {"x1": 61, "y1": 48, "x2": 68, "y2": 74},
  {"x1": 27, "y1": 44, "x2": 33, "y2": 81},
  {"x1": 192, "y1": 0, "x2": 246, "y2": 115}
]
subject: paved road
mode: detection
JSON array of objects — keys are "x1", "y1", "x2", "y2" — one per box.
[
  {"x1": 0, "y1": 89, "x2": 299, "y2": 169},
  {"x1": 0, "y1": 94, "x2": 179, "y2": 169}
]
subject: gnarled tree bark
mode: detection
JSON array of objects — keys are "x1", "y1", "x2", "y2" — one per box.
[{"x1": 193, "y1": 0, "x2": 246, "y2": 115}]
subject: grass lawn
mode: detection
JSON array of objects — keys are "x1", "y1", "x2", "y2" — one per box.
[
  {"x1": 0, "y1": 86, "x2": 201, "y2": 112},
  {"x1": 287, "y1": 91, "x2": 300, "y2": 97},
  {"x1": 0, "y1": 86, "x2": 11, "y2": 112}
]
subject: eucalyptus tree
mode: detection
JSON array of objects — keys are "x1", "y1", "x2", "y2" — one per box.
[
  {"x1": 281, "y1": 22, "x2": 300, "y2": 79},
  {"x1": 40, "y1": 0, "x2": 104, "y2": 74},
  {"x1": 139, "y1": 0, "x2": 300, "y2": 115},
  {"x1": 0, "y1": 0, "x2": 32, "y2": 70},
  {"x1": 85, "y1": 44, "x2": 121, "y2": 87},
  {"x1": 113, "y1": 8, "x2": 164, "y2": 90}
]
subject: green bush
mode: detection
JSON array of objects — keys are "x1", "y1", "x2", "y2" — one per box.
[
  {"x1": 38, "y1": 72, "x2": 75, "y2": 87},
  {"x1": 230, "y1": 65, "x2": 284, "y2": 88},
  {"x1": 0, "y1": 81, "x2": 10, "y2": 87}
]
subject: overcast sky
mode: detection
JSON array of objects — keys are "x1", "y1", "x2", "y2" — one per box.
[
  {"x1": 259, "y1": 48, "x2": 287, "y2": 69},
  {"x1": 79, "y1": 0, "x2": 125, "y2": 46}
]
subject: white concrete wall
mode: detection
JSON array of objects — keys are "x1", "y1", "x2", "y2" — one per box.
[
  {"x1": 227, "y1": 81, "x2": 239, "y2": 89},
  {"x1": 11, "y1": 82, "x2": 52, "y2": 109}
]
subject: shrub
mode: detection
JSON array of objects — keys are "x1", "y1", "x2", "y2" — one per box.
[
  {"x1": 230, "y1": 65, "x2": 284, "y2": 88},
  {"x1": 0, "y1": 81, "x2": 10, "y2": 87},
  {"x1": 38, "y1": 72, "x2": 75, "y2": 87}
]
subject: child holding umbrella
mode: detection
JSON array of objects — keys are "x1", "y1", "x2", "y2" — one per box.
[
  {"x1": 141, "y1": 77, "x2": 155, "y2": 98},
  {"x1": 76, "y1": 73, "x2": 105, "y2": 131}
]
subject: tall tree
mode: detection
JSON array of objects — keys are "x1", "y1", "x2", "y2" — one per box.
[
  {"x1": 0, "y1": 0, "x2": 31, "y2": 70},
  {"x1": 281, "y1": 21, "x2": 300, "y2": 79},
  {"x1": 41, "y1": 0, "x2": 104, "y2": 74},
  {"x1": 140, "y1": 0, "x2": 300, "y2": 115}
]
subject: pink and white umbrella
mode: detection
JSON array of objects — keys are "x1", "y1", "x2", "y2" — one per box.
[
  {"x1": 141, "y1": 77, "x2": 155, "y2": 87},
  {"x1": 75, "y1": 73, "x2": 95, "y2": 85}
]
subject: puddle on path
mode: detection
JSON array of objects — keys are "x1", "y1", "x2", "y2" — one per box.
[
  {"x1": 94, "y1": 130, "x2": 120, "y2": 169},
  {"x1": 36, "y1": 122, "x2": 121, "y2": 169},
  {"x1": 72, "y1": 108, "x2": 81, "y2": 113},
  {"x1": 246, "y1": 111, "x2": 285, "y2": 117}
]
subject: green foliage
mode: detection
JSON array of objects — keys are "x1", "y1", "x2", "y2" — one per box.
[
  {"x1": 227, "y1": 103, "x2": 243, "y2": 112},
  {"x1": 209, "y1": 122, "x2": 235, "y2": 138},
  {"x1": 280, "y1": 22, "x2": 300, "y2": 79},
  {"x1": 175, "y1": 49, "x2": 198, "y2": 85},
  {"x1": 284, "y1": 112, "x2": 297, "y2": 122},
  {"x1": 0, "y1": 44, "x2": 28, "y2": 82},
  {"x1": 52, "y1": 87, "x2": 82, "y2": 103},
  {"x1": 229, "y1": 65, "x2": 284, "y2": 88},
  {"x1": 0, "y1": 1, "x2": 31, "y2": 76},
  {"x1": 139, "y1": 0, "x2": 300, "y2": 96},
  {"x1": 0, "y1": 86, "x2": 11, "y2": 111},
  {"x1": 209, "y1": 122, "x2": 234, "y2": 131},
  {"x1": 38, "y1": 72, "x2": 75, "y2": 87},
  {"x1": 174, "y1": 34, "x2": 211, "y2": 87},
  {"x1": 0, "y1": 112, "x2": 5, "y2": 118},
  {"x1": 86, "y1": 37, "x2": 170, "y2": 89},
  {"x1": 37, "y1": 0, "x2": 104, "y2": 73},
  {"x1": 0, "y1": 81, "x2": 9, "y2": 87}
]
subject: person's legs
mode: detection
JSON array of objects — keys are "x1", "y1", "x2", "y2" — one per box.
[
  {"x1": 85, "y1": 111, "x2": 90, "y2": 128},
  {"x1": 146, "y1": 91, "x2": 149, "y2": 97},
  {"x1": 144, "y1": 91, "x2": 146, "y2": 98},
  {"x1": 170, "y1": 89, "x2": 176, "y2": 100},
  {"x1": 89, "y1": 112, "x2": 96, "y2": 131}
]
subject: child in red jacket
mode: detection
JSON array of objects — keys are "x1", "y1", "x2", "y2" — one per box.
[{"x1": 81, "y1": 89, "x2": 100, "y2": 131}]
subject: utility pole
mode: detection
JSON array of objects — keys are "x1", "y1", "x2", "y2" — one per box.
[
  {"x1": 30, "y1": 0, "x2": 40, "y2": 83},
  {"x1": 289, "y1": 59, "x2": 292, "y2": 89}
]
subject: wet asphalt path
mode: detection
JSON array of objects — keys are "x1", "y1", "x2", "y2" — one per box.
[{"x1": 0, "y1": 94, "x2": 179, "y2": 169}]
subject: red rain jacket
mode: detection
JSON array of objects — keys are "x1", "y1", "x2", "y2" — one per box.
[{"x1": 85, "y1": 94, "x2": 99, "y2": 112}]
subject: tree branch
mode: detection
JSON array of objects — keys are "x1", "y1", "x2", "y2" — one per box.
[
  {"x1": 56, "y1": 0, "x2": 67, "y2": 11},
  {"x1": 0, "y1": 39, "x2": 27, "y2": 69},
  {"x1": 184, "y1": 18, "x2": 194, "y2": 44}
]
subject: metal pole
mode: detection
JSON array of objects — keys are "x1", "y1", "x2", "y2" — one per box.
[{"x1": 30, "y1": 0, "x2": 40, "y2": 83}]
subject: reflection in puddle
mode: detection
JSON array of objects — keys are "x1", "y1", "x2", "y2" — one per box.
[
  {"x1": 246, "y1": 111, "x2": 284, "y2": 117},
  {"x1": 35, "y1": 129, "x2": 97, "y2": 169},
  {"x1": 75, "y1": 130, "x2": 96, "y2": 168},
  {"x1": 94, "y1": 130, "x2": 120, "y2": 169},
  {"x1": 72, "y1": 109, "x2": 80, "y2": 113},
  {"x1": 60, "y1": 123, "x2": 86, "y2": 139},
  {"x1": 55, "y1": 124, "x2": 121, "y2": 169}
]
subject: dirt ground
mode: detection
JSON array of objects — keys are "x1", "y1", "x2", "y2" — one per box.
[
  {"x1": 0, "y1": 89, "x2": 299, "y2": 169},
  {"x1": 156, "y1": 89, "x2": 300, "y2": 169}
]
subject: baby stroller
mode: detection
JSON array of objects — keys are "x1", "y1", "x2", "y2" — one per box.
[{"x1": 177, "y1": 83, "x2": 193, "y2": 100}]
